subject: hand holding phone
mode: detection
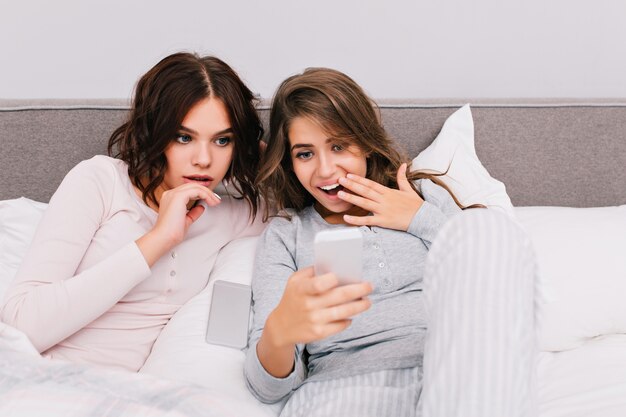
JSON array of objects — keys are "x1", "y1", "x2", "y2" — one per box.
[{"x1": 314, "y1": 228, "x2": 363, "y2": 285}]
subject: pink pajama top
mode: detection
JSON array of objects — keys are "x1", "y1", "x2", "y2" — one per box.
[{"x1": 0, "y1": 155, "x2": 265, "y2": 371}]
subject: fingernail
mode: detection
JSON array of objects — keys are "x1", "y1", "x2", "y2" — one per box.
[
  {"x1": 213, "y1": 192, "x2": 221, "y2": 200},
  {"x1": 337, "y1": 191, "x2": 345, "y2": 198},
  {"x1": 346, "y1": 173, "x2": 354, "y2": 179}
]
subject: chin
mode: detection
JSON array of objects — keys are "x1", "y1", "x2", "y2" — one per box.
[{"x1": 316, "y1": 201, "x2": 352, "y2": 215}]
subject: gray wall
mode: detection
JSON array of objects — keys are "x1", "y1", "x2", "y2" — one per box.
[{"x1": 2, "y1": 0, "x2": 625, "y2": 99}]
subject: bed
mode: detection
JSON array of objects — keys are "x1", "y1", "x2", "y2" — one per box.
[{"x1": 1, "y1": 98, "x2": 626, "y2": 416}]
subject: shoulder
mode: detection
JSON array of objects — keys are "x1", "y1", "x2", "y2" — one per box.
[
  {"x1": 68, "y1": 155, "x2": 126, "y2": 184},
  {"x1": 264, "y1": 209, "x2": 300, "y2": 236},
  {"x1": 44, "y1": 156, "x2": 127, "y2": 224},
  {"x1": 75, "y1": 154, "x2": 124, "y2": 170},
  {"x1": 53, "y1": 156, "x2": 127, "y2": 208},
  {"x1": 258, "y1": 209, "x2": 303, "y2": 248}
]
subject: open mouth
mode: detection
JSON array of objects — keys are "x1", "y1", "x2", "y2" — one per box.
[{"x1": 318, "y1": 183, "x2": 344, "y2": 196}]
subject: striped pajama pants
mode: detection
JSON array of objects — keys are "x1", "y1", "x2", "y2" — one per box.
[{"x1": 280, "y1": 209, "x2": 539, "y2": 417}]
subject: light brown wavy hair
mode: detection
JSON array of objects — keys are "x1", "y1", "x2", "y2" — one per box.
[
  {"x1": 108, "y1": 52, "x2": 263, "y2": 219},
  {"x1": 257, "y1": 67, "x2": 474, "y2": 221}
]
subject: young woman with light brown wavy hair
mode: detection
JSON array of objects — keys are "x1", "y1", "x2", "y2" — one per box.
[{"x1": 245, "y1": 68, "x2": 537, "y2": 417}]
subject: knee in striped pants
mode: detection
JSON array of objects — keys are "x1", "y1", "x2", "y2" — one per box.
[{"x1": 419, "y1": 209, "x2": 539, "y2": 417}]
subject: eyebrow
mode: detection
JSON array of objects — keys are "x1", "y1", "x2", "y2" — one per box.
[
  {"x1": 179, "y1": 125, "x2": 234, "y2": 136},
  {"x1": 290, "y1": 138, "x2": 334, "y2": 152},
  {"x1": 290, "y1": 143, "x2": 312, "y2": 152}
]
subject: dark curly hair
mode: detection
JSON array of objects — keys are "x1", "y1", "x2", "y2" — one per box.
[{"x1": 108, "y1": 52, "x2": 263, "y2": 219}]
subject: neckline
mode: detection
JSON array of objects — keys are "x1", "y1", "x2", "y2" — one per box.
[
  {"x1": 305, "y1": 205, "x2": 367, "y2": 230},
  {"x1": 121, "y1": 165, "x2": 159, "y2": 222}
]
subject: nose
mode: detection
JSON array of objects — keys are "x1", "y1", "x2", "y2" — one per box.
[
  {"x1": 192, "y1": 141, "x2": 212, "y2": 168},
  {"x1": 316, "y1": 151, "x2": 336, "y2": 178}
]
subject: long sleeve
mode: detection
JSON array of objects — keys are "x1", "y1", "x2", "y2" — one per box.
[
  {"x1": 244, "y1": 216, "x2": 307, "y2": 403},
  {"x1": 407, "y1": 179, "x2": 462, "y2": 248},
  {"x1": 0, "y1": 158, "x2": 151, "y2": 352}
]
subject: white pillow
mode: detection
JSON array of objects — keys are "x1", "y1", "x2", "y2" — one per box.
[
  {"x1": 140, "y1": 236, "x2": 280, "y2": 416},
  {"x1": 0, "y1": 198, "x2": 47, "y2": 299},
  {"x1": 411, "y1": 104, "x2": 515, "y2": 217},
  {"x1": 515, "y1": 205, "x2": 626, "y2": 352}
]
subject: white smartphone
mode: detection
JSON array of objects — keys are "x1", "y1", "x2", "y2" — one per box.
[
  {"x1": 314, "y1": 228, "x2": 363, "y2": 285},
  {"x1": 206, "y1": 280, "x2": 252, "y2": 349}
]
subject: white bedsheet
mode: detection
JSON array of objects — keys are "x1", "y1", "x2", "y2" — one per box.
[
  {"x1": 5, "y1": 319, "x2": 626, "y2": 417},
  {"x1": 0, "y1": 322, "x2": 272, "y2": 417}
]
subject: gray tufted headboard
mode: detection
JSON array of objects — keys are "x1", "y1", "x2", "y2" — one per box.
[{"x1": 1, "y1": 99, "x2": 625, "y2": 207}]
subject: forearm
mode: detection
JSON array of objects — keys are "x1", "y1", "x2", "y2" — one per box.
[
  {"x1": 408, "y1": 180, "x2": 463, "y2": 246},
  {"x1": 256, "y1": 312, "x2": 297, "y2": 378},
  {"x1": 244, "y1": 327, "x2": 304, "y2": 404},
  {"x1": 0, "y1": 157, "x2": 157, "y2": 352},
  {"x1": 0, "y1": 242, "x2": 151, "y2": 352},
  {"x1": 244, "y1": 218, "x2": 305, "y2": 402},
  {"x1": 407, "y1": 201, "x2": 449, "y2": 248},
  {"x1": 244, "y1": 306, "x2": 303, "y2": 404}
]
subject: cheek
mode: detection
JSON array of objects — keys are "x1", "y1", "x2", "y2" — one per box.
[
  {"x1": 344, "y1": 154, "x2": 367, "y2": 176},
  {"x1": 218, "y1": 148, "x2": 234, "y2": 173},
  {"x1": 357, "y1": 153, "x2": 368, "y2": 174},
  {"x1": 292, "y1": 162, "x2": 311, "y2": 188}
]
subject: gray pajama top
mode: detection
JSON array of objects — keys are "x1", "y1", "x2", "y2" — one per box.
[{"x1": 244, "y1": 180, "x2": 461, "y2": 404}]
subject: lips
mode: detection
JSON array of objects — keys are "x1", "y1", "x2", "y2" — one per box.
[{"x1": 183, "y1": 175, "x2": 214, "y2": 187}]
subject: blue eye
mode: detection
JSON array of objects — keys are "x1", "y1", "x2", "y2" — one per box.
[
  {"x1": 175, "y1": 134, "x2": 192, "y2": 144},
  {"x1": 215, "y1": 136, "x2": 231, "y2": 146},
  {"x1": 295, "y1": 151, "x2": 313, "y2": 160}
]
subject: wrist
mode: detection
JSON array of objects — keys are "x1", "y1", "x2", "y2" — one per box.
[
  {"x1": 151, "y1": 224, "x2": 183, "y2": 248},
  {"x1": 403, "y1": 202, "x2": 423, "y2": 231},
  {"x1": 264, "y1": 310, "x2": 291, "y2": 349},
  {"x1": 136, "y1": 230, "x2": 175, "y2": 267}
]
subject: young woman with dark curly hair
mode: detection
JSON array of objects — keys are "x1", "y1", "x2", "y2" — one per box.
[{"x1": 1, "y1": 52, "x2": 266, "y2": 372}]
